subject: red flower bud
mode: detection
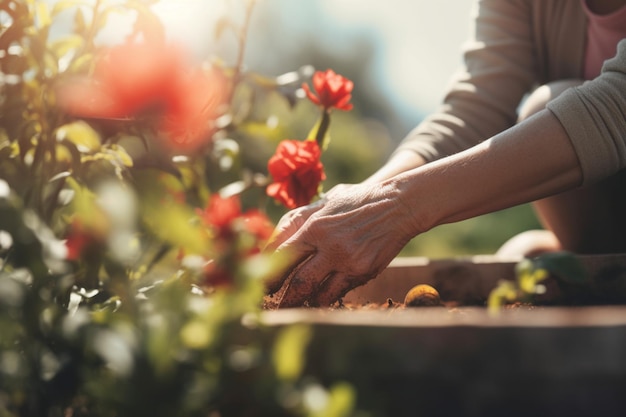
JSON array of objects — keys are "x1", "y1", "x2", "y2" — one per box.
[{"x1": 302, "y1": 69, "x2": 353, "y2": 111}]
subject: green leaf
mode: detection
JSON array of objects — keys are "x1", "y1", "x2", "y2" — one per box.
[
  {"x1": 68, "y1": 52, "x2": 93, "y2": 73},
  {"x1": 518, "y1": 267, "x2": 547, "y2": 294},
  {"x1": 143, "y1": 200, "x2": 208, "y2": 256},
  {"x1": 106, "y1": 144, "x2": 133, "y2": 168},
  {"x1": 533, "y1": 251, "x2": 588, "y2": 284},
  {"x1": 35, "y1": 2, "x2": 51, "y2": 30},
  {"x1": 51, "y1": 0, "x2": 89, "y2": 18},
  {"x1": 272, "y1": 324, "x2": 312, "y2": 381},
  {"x1": 93, "y1": 7, "x2": 115, "y2": 37},
  {"x1": 135, "y1": 171, "x2": 210, "y2": 256},
  {"x1": 44, "y1": 50, "x2": 58, "y2": 76},
  {"x1": 56, "y1": 137, "x2": 83, "y2": 172},
  {"x1": 50, "y1": 34, "x2": 84, "y2": 60},
  {"x1": 80, "y1": 144, "x2": 133, "y2": 180},
  {"x1": 180, "y1": 319, "x2": 213, "y2": 350},
  {"x1": 74, "y1": 7, "x2": 86, "y2": 35},
  {"x1": 64, "y1": 176, "x2": 102, "y2": 225},
  {"x1": 487, "y1": 280, "x2": 517, "y2": 315},
  {"x1": 56, "y1": 121, "x2": 101, "y2": 152},
  {"x1": 313, "y1": 382, "x2": 355, "y2": 417}
]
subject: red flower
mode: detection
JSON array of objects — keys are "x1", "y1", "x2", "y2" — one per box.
[
  {"x1": 198, "y1": 194, "x2": 241, "y2": 238},
  {"x1": 161, "y1": 67, "x2": 229, "y2": 149},
  {"x1": 203, "y1": 260, "x2": 233, "y2": 288},
  {"x1": 58, "y1": 41, "x2": 229, "y2": 150},
  {"x1": 266, "y1": 140, "x2": 325, "y2": 209},
  {"x1": 198, "y1": 195, "x2": 274, "y2": 244},
  {"x1": 200, "y1": 209, "x2": 274, "y2": 286},
  {"x1": 64, "y1": 220, "x2": 105, "y2": 260},
  {"x1": 302, "y1": 69, "x2": 353, "y2": 111},
  {"x1": 241, "y1": 209, "x2": 274, "y2": 242},
  {"x1": 65, "y1": 228, "x2": 91, "y2": 260}
]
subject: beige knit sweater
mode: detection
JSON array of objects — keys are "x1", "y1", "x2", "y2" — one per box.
[{"x1": 397, "y1": 0, "x2": 626, "y2": 185}]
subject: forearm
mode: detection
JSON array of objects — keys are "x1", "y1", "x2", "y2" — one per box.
[
  {"x1": 362, "y1": 149, "x2": 427, "y2": 185},
  {"x1": 392, "y1": 109, "x2": 583, "y2": 234}
]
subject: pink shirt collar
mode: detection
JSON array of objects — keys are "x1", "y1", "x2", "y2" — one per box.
[{"x1": 581, "y1": 0, "x2": 626, "y2": 79}]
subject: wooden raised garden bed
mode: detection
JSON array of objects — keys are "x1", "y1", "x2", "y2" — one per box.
[{"x1": 261, "y1": 254, "x2": 626, "y2": 417}]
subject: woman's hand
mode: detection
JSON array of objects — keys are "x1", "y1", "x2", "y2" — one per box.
[
  {"x1": 266, "y1": 183, "x2": 353, "y2": 252},
  {"x1": 265, "y1": 181, "x2": 419, "y2": 307}
]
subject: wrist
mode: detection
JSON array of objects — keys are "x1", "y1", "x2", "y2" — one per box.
[{"x1": 383, "y1": 171, "x2": 436, "y2": 238}]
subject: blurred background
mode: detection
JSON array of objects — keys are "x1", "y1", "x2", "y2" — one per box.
[{"x1": 51, "y1": 0, "x2": 542, "y2": 258}]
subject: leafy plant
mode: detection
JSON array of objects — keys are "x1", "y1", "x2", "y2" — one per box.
[
  {"x1": 0, "y1": 0, "x2": 358, "y2": 415},
  {"x1": 488, "y1": 252, "x2": 587, "y2": 314},
  {"x1": 487, "y1": 258, "x2": 549, "y2": 314}
]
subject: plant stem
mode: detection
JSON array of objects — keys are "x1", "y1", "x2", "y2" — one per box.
[
  {"x1": 86, "y1": 0, "x2": 103, "y2": 50},
  {"x1": 315, "y1": 109, "x2": 331, "y2": 148},
  {"x1": 227, "y1": 0, "x2": 256, "y2": 106}
]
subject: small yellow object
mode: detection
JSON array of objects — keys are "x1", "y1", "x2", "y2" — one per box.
[{"x1": 404, "y1": 284, "x2": 442, "y2": 307}]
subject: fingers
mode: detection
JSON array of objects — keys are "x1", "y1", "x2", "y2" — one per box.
[
  {"x1": 277, "y1": 266, "x2": 374, "y2": 308},
  {"x1": 264, "y1": 201, "x2": 327, "y2": 295},
  {"x1": 265, "y1": 213, "x2": 299, "y2": 252},
  {"x1": 268, "y1": 241, "x2": 379, "y2": 307},
  {"x1": 264, "y1": 244, "x2": 315, "y2": 295},
  {"x1": 313, "y1": 272, "x2": 358, "y2": 307},
  {"x1": 314, "y1": 271, "x2": 375, "y2": 307},
  {"x1": 265, "y1": 202, "x2": 323, "y2": 252},
  {"x1": 277, "y1": 253, "x2": 334, "y2": 308}
]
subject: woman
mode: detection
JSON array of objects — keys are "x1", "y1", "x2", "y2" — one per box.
[{"x1": 266, "y1": 0, "x2": 626, "y2": 307}]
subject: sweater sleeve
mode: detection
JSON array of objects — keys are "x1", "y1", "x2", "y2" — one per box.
[
  {"x1": 547, "y1": 39, "x2": 626, "y2": 185},
  {"x1": 395, "y1": 0, "x2": 538, "y2": 161}
]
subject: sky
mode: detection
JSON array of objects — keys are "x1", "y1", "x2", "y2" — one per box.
[
  {"x1": 146, "y1": 0, "x2": 474, "y2": 125},
  {"x1": 316, "y1": 0, "x2": 474, "y2": 116},
  {"x1": 46, "y1": 0, "x2": 475, "y2": 131}
]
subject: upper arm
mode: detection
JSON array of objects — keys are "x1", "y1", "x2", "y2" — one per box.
[
  {"x1": 398, "y1": 0, "x2": 538, "y2": 160},
  {"x1": 547, "y1": 39, "x2": 626, "y2": 184}
]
